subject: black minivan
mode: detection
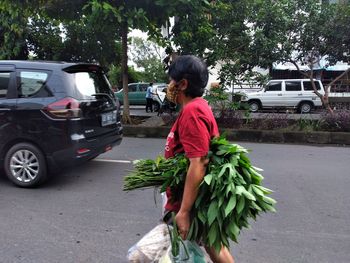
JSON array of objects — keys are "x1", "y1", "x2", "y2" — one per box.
[{"x1": 0, "y1": 61, "x2": 123, "y2": 187}]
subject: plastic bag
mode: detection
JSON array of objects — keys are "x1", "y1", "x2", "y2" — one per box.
[
  {"x1": 127, "y1": 223, "x2": 171, "y2": 263},
  {"x1": 159, "y1": 240, "x2": 210, "y2": 263}
]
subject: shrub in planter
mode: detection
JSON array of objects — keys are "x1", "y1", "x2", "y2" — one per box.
[
  {"x1": 247, "y1": 113, "x2": 291, "y2": 130},
  {"x1": 321, "y1": 110, "x2": 350, "y2": 132},
  {"x1": 215, "y1": 109, "x2": 244, "y2": 129}
]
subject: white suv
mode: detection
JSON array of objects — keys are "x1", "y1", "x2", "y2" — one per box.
[{"x1": 241, "y1": 79, "x2": 324, "y2": 113}]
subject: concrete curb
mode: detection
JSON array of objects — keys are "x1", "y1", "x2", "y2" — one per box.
[{"x1": 123, "y1": 125, "x2": 350, "y2": 145}]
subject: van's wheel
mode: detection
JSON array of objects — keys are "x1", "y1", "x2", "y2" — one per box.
[
  {"x1": 299, "y1": 102, "x2": 313, "y2": 113},
  {"x1": 153, "y1": 101, "x2": 160, "y2": 112},
  {"x1": 4, "y1": 143, "x2": 47, "y2": 187},
  {"x1": 249, "y1": 101, "x2": 261, "y2": 112}
]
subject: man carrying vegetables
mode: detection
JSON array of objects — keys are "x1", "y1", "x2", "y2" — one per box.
[{"x1": 163, "y1": 55, "x2": 235, "y2": 263}]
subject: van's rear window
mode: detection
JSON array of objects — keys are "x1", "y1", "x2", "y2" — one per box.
[{"x1": 303, "y1": 81, "x2": 321, "y2": 90}]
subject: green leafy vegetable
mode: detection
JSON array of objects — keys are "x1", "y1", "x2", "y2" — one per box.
[{"x1": 123, "y1": 135, "x2": 277, "y2": 252}]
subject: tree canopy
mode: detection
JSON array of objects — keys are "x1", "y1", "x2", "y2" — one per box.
[{"x1": 1, "y1": 0, "x2": 349, "y2": 115}]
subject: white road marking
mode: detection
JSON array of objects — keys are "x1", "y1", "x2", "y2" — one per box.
[{"x1": 93, "y1": 159, "x2": 132, "y2": 164}]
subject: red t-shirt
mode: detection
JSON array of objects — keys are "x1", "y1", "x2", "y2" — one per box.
[{"x1": 164, "y1": 97, "x2": 219, "y2": 212}]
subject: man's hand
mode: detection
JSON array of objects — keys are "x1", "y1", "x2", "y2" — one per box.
[{"x1": 175, "y1": 210, "x2": 190, "y2": 240}]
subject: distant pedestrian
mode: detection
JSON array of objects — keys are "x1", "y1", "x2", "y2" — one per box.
[{"x1": 145, "y1": 82, "x2": 154, "y2": 113}]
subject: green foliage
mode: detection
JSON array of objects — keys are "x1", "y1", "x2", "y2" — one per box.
[
  {"x1": 130, "y1": 37, "x2": 168, "y2": 83},
  {"x1": 321, "y1": 110, "x2": 350, "y2": 132},
  {"x1": 204, "y1": 86, "x2": 250, "y2": 120},
  {"x1": 107, "y1": 64, "x2": 144, "y2": 89},
  {"x1": 0, "y1": 1, "x2": 32, "y2": 59},
  {"x1": 124, "y1": 136, "x2": 277, "y2": 251},
  {"x1": 27, "y1": 15, "x2": 64, "y2": 61}
]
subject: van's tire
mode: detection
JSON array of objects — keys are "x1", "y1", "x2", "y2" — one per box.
[
  {"x1": 248, "y1": 100, "x2": 261, "y2": 112},
  {"x1": 298, "y1": 101, "x2": 313, "y2": 113},
  {"x1": 153, "y1": 101, "x2": 160, "y2": 112},
  {"x1": 4, "y1": 143, "x2": 48, "y2": 187}
]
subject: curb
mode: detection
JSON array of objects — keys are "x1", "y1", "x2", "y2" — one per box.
[{"x1": 123, "y1": 125, "x2": 350, "y2": 145}]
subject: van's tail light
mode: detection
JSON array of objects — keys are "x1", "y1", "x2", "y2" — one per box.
[{"x1": 43, "y1": 97, "x2": 82, "y2": 119}]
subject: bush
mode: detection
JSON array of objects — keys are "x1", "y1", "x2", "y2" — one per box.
[
  {"x1": 321, "y1": 110, "x2": 350, "y2": 132},
  {"x1": 215, "y1": 110, "x2": 244, "y2": 129},
  {"x1": 295, "y1": 118, "x2": 324, "y2": 132},
  {"x1": 247, "y1": 113, "x2": 291, "y2": 130}
]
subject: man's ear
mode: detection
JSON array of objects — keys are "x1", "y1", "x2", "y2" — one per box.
[{"x1": 178, "y1": 79, "x2": 188, "y2": 91}]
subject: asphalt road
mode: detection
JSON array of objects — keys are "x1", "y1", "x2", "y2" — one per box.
[{"x1": 0, "y1": 138, "x2": 349, "y2": 263}]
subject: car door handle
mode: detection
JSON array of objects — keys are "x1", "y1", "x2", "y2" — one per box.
[
  {"x1": 298, "y1": 93, "x2": 302, "y2": 96},
  {"x1": 277, "y1": 94, "x2": 282, "y2": 96}
]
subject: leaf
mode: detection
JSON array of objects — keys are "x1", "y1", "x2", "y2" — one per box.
[
  {"x1": 217, "y1": 163, "x2": 233, "y2": 178},
  {"x1": 236, "y1": 196, "x2": 245, "y2": 215},
  {"x1": 224, "y1": 194, "x2": 237, "y2": 217},
  {"x1": 252, "y1": 185, "x2": 264, "y2": 196},
  {"x1": 207, "y1": 200, "x2": 218, "y2": 226},
  {"x1": 230, "y1": 155, "x2": 238, "y2": 166},
  {"x1": 241, "y1": 167, "x2": 252, "y2": 181},
  {"x1": 227, "y1": 220, "x2": 240, "y2": 242},
  {"x1": 255, "y1": 185, "x2": 274, "y2": 194},
  {"x1": 198, "y1": 209, "x2": 206, "y2": 223},
  {"x1": 208, "y1": 222, "x2": 218, "y2": 246},
  {"x1": 263, "y1": 196, "x2": 277, "y2": 205},
  {"x1": 204, "y1": 173, "x2": 213, "y2": 185},
  {"x1": 216, "y1": 150, "x2": 227, "y2": 156},
  {"x1": 249, "y1": 168, "x2": 264, "y2": 181},
  {"x1": 250, "y1": 201, "x2": 263, "y2": 212},
  {"x1": 218, "y1": 195, "x2": 225, "y2": 208},
  {"x1": 235, "y1": 185, "x2": 245, "y2": 196},
  {"x1": 252, "y1": 165, "x2": 264, "y2": 172},
  {"x1": 242, "y1": 189, "x2": 256, "y2": 201}
]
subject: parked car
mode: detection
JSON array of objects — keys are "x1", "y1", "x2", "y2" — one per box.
[
  {"x1": 115, "y1": 82, "x2": 167, "y2": 111},
  {"x1": 115, "y1": 83, "x2": 148, "y2": 105},
  {"x1": 241, "y1": 79, "x2": 324, "y2": 113},
  {"x1": 0, "y1": 61, "x2": 123, "y2": 187}
]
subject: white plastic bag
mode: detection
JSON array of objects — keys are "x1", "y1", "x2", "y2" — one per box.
[{"x1": 127, "y1": 224, "x2": 171, "y2": 263}]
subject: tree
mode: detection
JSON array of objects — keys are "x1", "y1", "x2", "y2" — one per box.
[
  {"x1": 129, "y1": 37, "x2": 168, "y2": 83},
  {"x1": 29, "y1": 0, "x2": 122, "y2": 67},
  {"x1": 87, "y1": 0, "x2": 172, "y2": 123},
  {"x1": 247, "y1": 0, "x2": 350, "y2": 113},
  {"x1": 168, "y1": 0, "x2": 349, "y2": 115},
  {"x1": 107, "y1": 64, "x2": 144, "y2": 89},
  {"x1": 167, "y1": 0, "x2": 261, "y2": 85},
  {"x1": 87, "y1": 0, "x2": 210, "y2": 123},
  {"x1": 0, "y1": 0, "x2": 36, "y2": 59}
]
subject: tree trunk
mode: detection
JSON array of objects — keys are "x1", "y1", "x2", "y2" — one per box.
[
  {"x1": 292, "y1": 59, "x2": 336, "y2": 115},
  {"x1": 121, "y1": 18, "x2": 132, "y2": 124},
  {"x1": 323, "y1": 68, "x2": 350, "y2": 115}
]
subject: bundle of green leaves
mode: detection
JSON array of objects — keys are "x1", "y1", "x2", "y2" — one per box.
[{"x1": 123, "y1": 136, "x2": 276, "y2": 252}]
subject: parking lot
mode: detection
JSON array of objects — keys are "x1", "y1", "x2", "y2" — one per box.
[{"x1": 1, "y1": 137, "x2": 349, "y2": 263}]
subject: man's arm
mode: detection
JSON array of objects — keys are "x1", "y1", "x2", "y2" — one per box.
[{"x1": 175, "y1": 156, "x2": 208, "y2": 239}]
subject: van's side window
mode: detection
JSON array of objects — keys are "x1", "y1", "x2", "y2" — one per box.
[
  {"x1": 139, "y1": 84, "x2": 148, "y2": 92},
  {"x1": 0, "y1": 72, "x2": 10, "y2": 99},
  {"x1": 17, "y1": 70, "x2": 51, "y2": 98},
  {"x1": 128, "y1": 85, "x2": 137, "y2": 92},
  {"x1": 303, "y1": 81, "x2": 321, "y2": 91},
  {"x1": 286, "y1": 81, "x2": 302, "y2": 91},
  {"x1": 266, "y1": 81, "x2": 282, "y2": 91}
]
